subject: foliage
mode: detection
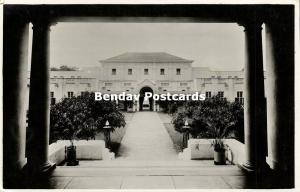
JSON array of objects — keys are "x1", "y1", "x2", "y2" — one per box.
[
  {"x1": 211, "y1": 138, "x2": 225, "y2": 152},
  {"x1": 156, "y1": 100, "x2": 185, "y2": 114},
  {"x1": 50, "y1": 65, "x2": 78, "y2": 71},
  {"x1": 50, "y1": 92, "x2": 126, "y2": 145},
  {"x1": 172, "y1": 95, "x2": 244, "y2": 143}
]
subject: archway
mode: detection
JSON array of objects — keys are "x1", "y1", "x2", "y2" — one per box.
[{"x1": 139, "y1": 86, "x2": 153, "y2": 111}]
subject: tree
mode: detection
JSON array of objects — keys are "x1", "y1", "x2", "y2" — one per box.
[
  {"x1": 50, "y1": 65, "x2": 78, "y2": 71},
  {"x1": 50, "y1": 92, "x2": 126, "y2": 144},
  {"x1": 172, "y1": 96, "x2": 244, "y2": 142}
]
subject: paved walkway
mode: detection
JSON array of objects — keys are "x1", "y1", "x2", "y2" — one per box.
[{"x1": 117, "y1": 111, "x2": 178, "y2": 160}]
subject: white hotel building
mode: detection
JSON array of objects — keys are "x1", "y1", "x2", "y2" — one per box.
[{"x1": 30, "y1": 52, "x2": 246, "y2": 111}]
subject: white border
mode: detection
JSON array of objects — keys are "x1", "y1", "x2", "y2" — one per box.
[{"x1": 0, "y1": 1, "x2": 299, "y2": 192}]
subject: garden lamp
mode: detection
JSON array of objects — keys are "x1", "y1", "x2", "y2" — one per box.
[
  {"x1": 182, "y1": 119, "x2": 191, "y2": 149},
  {"x1": 103, "y1": 120, "x2": 111, "y2": 149}
]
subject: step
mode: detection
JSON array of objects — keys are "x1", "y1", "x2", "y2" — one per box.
[{"x1": 53, "y1": 161, "x2": 243, "y2": 177}]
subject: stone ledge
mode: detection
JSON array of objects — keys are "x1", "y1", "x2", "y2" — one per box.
[
  {"x1": 48, "y1": 140, "x2": 115, "y2": 165},
  {"x1": 179, "y1": 139, "x2": 245, "y2": 165}
]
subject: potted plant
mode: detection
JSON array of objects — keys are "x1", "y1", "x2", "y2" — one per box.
[
  {"x1": 211, "y1": 138, "x2": 226, "y2": 165},
  {"x1": 50, "y1": 93, "x2": 126, "y2": 165},
  {"x1": 50, "y1": 96, "x2": 95, "y2": 166},
  {"x1": 207, "y1": 121, "x2": 235, "y2": 165}
]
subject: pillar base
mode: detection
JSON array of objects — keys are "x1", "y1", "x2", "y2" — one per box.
[
  {"x1": 239, "y1": 162, "x2": 256, "y2": 173},
  {"x1": 24, "y1": 161, "x2": 56, "y2": 177},
  {"x1": 39, "y1": 161, "x2": 56, "y2": 174}
]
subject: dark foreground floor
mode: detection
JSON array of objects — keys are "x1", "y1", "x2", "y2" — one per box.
[{"x1": 5, "y1": 160, "x2": 294, "y2": 189}]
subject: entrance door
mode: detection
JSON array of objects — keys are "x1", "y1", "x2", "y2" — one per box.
[{"x1": 139, "y1": 86, "x2": 153, "y2": 111}]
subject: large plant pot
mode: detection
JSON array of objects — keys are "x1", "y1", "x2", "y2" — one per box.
[
  {"x1": 66, "y1": 145, "x2": 79, "y2": 166},
  {"x1": 214, "y1": 149, "x2": 226, "y2": 165}
]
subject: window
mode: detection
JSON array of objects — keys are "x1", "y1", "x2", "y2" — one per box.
[
  {"x1": 105, "y1": 82, "x2": 112, "y2": 86},
  {"x1": 81, "y1": 92, "x2": 88, "y2": 96},
  {"x1": 176, "y1": 68, "x2": 181, "y2": 75},
  {"x1": 180, "y1": 82, "x2": 187, "y2": 86},
  {"x1": 51, "y1": 98, "x2": 56, "y2": 105},
  {"x1": 161, "y1": 83, "x2": 169, "y2": 86},
  {"x1": 160, "y1": 68, "x2": 165, "y2": 75},
  {"x1": 237, "y1": 91, "x2": 243, "y2": 98},
  {"x1": 67, "y1": 92, "x2": 74, "y2": 98},
  {"x1": 128, "y1": 69, "x2": 132, "y2": 75},
  {"x1": 217, "y1": 91, "x2": 224, "y2": 98},
  {"x1": 50, "y1": 92, "x2": 55, "y2": 105},
  {"x1": 144, "y1": 69, "x2": 149, "y2": 75},
  {"x1": 205, "y1": 91, "x2": 212, "y2": 98},
  {"x1": 112, "y1": 68, "x2": 116, "y2": 75},
  {"x1": 235, "y1": 91, "x2": 244, "y2": 104}
]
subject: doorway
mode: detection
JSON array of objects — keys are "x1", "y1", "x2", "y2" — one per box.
[{"x1": 139, "y1": 86, "x2": 153, "y2": 111}]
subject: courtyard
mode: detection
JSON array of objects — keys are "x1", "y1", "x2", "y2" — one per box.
[
  {"x1": 27, "y1": 111, "x2": 254, "y2": 189},
  {"x1": 3, "y1": 3, "x2": 295, "y2": 190}
]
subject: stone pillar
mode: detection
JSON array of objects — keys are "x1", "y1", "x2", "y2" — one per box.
[
  {"x1": 265, "y1": 22, "x2": 294, "y2": 172},
  {"x1": 240, "y1": 20, "x2": 266, "y2": 172},
  {"x1": 153, "y1": 100, "x2": 156, "y2": 111},
  {"x1": 27, "y1": 19, "x2": 56, "y2": 174},
  {"x1": 3, "y1": 15, "x2": 29, "y2": 187},
  {"x1": 137, "y1": 101, "x2": 140, "y2": 112},
  {"x1": 133, "y1": 101, "x2": 136, "y2": 111}
]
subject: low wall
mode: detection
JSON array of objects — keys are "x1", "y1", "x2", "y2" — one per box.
[
  {"x1": 224, "y1": 139, "x2": 245, "y2": 165},
  {"x1": 179, "y1": 139, "x2": 245, "y2": 165},
  {"x1": 48, "y1": 140, "x2": 114, "y2": 165}
]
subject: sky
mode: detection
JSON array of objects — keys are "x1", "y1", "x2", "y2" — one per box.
[{"x1": 49, "y1": 22, "x2": 245, "y2": 71}]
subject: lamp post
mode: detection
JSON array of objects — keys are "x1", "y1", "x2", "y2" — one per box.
[
  {"x1": 182, "y1": 120, "x2": 191, "y2": 149},
  {"x1": 103, "y1": 120, "x2": 111, "y2": 149}
]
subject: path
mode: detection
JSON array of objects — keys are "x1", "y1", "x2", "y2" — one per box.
[{"x1": 117, "y1": 111, "x2": 178, "y2": 160}]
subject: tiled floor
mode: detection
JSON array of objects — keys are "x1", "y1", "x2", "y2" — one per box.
[
  {"x1": 38, "y1": 160, "x2": 254, "y2": 189},
  {"x1": 48, "y1": 175, "x2": 249, "y2": 189}
]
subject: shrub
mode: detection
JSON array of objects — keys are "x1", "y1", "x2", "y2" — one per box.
[
  {"x1": 172, "y1": 96, "x2": 244, "y2": 142},
  {"x1": 50, "y1": 92, "x2": 126, "y2": 144},
  {"x1": 156, "y1": 100, "x2": 185, "y2": 114}
]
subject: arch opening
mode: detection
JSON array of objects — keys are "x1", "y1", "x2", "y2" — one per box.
[{"x1": 139, "y1": 86, "x2": 154, "y2": 111}]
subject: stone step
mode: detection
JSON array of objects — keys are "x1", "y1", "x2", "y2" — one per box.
[
  {"x1": 53, "y1": 164, "x2": 243, "y2": 177},
  {"x1": 58, "y1": 160, "x2": 233, "y2": 167}
]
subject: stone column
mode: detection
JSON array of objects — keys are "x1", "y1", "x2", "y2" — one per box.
[
  {"x1": 240, "y1": 20, "x2": 266, "y2": 172},
  {"x1": 265, "y1": 22, "x2": 294, "y2": 172},
  {"x1": 3, "y1": 16, "x2": 29, "y2": 187},
  {"x1": 132, "y1": 101, "x2": 135, "y2": 111},
  {"x1": 27, "y1": 19, "x2": 56, "y2": 174},
  {"x1": 137, "y1": 101, "x2": 140, "y2": 111},
  {"x1": 153, "y1": 100, "x2": 156, "y2": 111}
]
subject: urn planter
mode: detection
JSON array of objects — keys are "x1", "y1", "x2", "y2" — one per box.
[
  {"x1": 66, "y1": 145, "x2": 79, "y2": 166},
  {"x1": 214, "y1": 148, "x2": 226, "y2": 165}
]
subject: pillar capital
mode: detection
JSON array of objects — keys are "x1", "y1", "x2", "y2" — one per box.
[
  {"x1": 238, "y1": 20, "x2": 263, "y2": 32},
  {"x1": 30, "y1": 6, "x2": 57, "y2": 30}
]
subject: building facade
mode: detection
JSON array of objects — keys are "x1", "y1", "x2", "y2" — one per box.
[{"x1": 38, "y1": 52, "x2": 246, "y2": 111}]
